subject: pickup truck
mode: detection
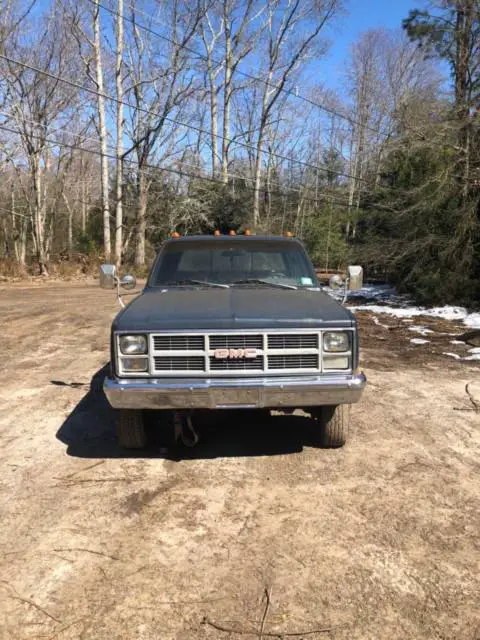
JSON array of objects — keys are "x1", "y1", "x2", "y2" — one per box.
[{"x1": 100, "y1": 234, "x2": 366, "y2": 449}]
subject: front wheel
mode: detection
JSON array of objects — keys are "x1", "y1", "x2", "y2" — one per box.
[
  {"x1": 116, "y1": 409, "x2": 147, "y2": 449},
  {"x1": 318, "y1": 404, "x2": 350, "y2": 448}
]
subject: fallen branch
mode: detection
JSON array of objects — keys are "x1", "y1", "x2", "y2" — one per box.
[
  {"x1": 46, "y1": 617, "x2": 85, "y2": 639},
  {"x1": 10, "y1": 595, "x2": 61, "y2": 624},
  {"x1": 465, "y1": 383, "x2": 479, "y2": 413},
  {"x1": 202, "y1": 616, "x2": 343, "y2": 637},
  {"x1": 62, "y1": 461, "x2": 105, "y2": 479},
  {"x1": 53, "y1": 547, "x2": 119, "y2": 561},
  {"x1": 453, "y1": 383, "x2": 480, "y2": 413},
  {"x1": 54, "y1": 476, "x2": 145, "y2": 487},
  {"x1": 260, "y1": 588, "x2": 272, "y2": 640}
]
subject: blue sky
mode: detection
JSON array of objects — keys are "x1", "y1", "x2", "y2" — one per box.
[{"x1": 319, "y1": 0, "x2": 423, "y2": 91}]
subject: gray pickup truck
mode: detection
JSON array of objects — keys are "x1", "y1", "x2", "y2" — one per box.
[{"x1": 100, "y1": 234, "x2": 366, "y2": 449}]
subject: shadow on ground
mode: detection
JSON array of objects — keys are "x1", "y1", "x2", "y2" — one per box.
[{"x1": 56, "y1": 365, "x2": 324, "y2": 460}]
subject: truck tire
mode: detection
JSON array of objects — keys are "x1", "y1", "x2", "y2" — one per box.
[
  {"x1": 116, "y1": 409, "x2": 146, "y2": 449},
  {"x1": 319, "y1": 404, "x2": 349, "y2": 448}
]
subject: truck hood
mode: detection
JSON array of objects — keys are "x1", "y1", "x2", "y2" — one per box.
[{"x1": 112, "y1": 287, "x2": 355, "y2": 332}]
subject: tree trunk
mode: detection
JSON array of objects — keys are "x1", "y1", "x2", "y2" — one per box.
[
  {"x1": 115, "y1": 0, "x2": 124, "y2": 268},
  {"x1": 93, "y1": 0, "x2": 111, "y2": 261},
  {"x1": 32, "y1": 154, "x2": 49, "y2": 275},
  {"x1": 252, "y1": 136, "x2": 264, "y2": 228},
  {"x1": 18, "y1": 217, "x2": 27, "y2": 266},
  {"x1": 221, "y1": 26, "x2": 232, "y2": 184},
  {"x1": 208, "y1": 63, "x2": 219, "y2": 177},
  {"x1": 135, "y1": 168, "x2": 147, "y2": 267},
  {"x1": 252, "y1": 103, "x2": 269, "y2": 228},
  {"x1": 62, "y1": 192, "x2": 73, "y2": 256}
]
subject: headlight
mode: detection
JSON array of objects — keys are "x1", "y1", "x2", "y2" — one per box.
[
  {"x1": 119, "y1": 334, "x2": 147, "y2": 355},
  {"x1": 121, "y1": 357, "x2": 148, "y2": 372},
  {"x1": 323, "y1": 331, "x2": 349, "y2": 352}
]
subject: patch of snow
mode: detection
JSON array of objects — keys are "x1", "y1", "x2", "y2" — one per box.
[
  {"x1": 372, "y1": 316, "x2": 389, "y2": 329},
  {"x1": 443, "y1": 352, "x2": 461, "y2": 360},
  {"x1": 450, "y1": 340, "x2": 466, "y2": 345},
  {"x1": 408, "y1": 325, "x2": 434, "y2": 335},
  {"x1": 443, "y1": 350, "x2": 480, "y2": 362},
  {"x1": 464, "y1": 312, "x2": 480, "y2": 329},
  {"x1": 347, "y1": 282, "x2": 480, "y2": 329},
  {"x1": 349, "y1": 302, "x2": 479, "y2": 329},
  {"x1": 468, "y1": 347, "x2": 480, "y2": 354},
  {"x1": 410, "y1": 338, "x2": 430, "y2": 345}
]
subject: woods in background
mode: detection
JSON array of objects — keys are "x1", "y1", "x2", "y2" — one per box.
[{"x1": 0, "y1": 0, "x2": 479, "y2": 306}]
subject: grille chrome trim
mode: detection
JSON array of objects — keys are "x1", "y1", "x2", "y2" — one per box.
[
  {"x1": 268, "y1": 333, "x2": 318, "y2": 349},
  {"x1": 210, "y1": 355, "x2": 264, "y2": 371},
  {"x1": 210, "y1": 334, "x2": 263, "y2": 349},
  {"x1": 153, "y1": 335, "x2": 205, "y2": 351},
  {"x1": 142, "y1": 330, "x2": 354, "y2": 377},
  {"x1": 268, "y1": 354, "x2": 319, "y2": 370},
  {"x1": 154, "y1": 356, "x2": 205, "y2": 372}
]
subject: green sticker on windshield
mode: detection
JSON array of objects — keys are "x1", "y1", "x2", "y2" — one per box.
[{"x1": 301, "y1": 277, "x2": 313, "y2": 285}]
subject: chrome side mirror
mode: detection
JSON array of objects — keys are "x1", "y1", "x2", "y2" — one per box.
[
  {"x1": 100, "y1": 264, "x2": 117, "y2": 289},
  {"x1": 120, "y1": 274, "x2": 136, "y2": 290},
  {"x1": 347, "y1": 265, "x2": 363, "y2": 291},
  {"x1": 328, "y1": 274, "x2": 344, "y2": 289}
]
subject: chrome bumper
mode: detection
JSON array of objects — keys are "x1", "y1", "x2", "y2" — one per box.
[{"x1": 104, "y1": 373, "x2": 366, "y2": 410}]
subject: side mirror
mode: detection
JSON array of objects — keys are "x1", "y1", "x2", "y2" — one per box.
[
  {"x1": 120, "y1": 274, "x2": 136, "y2": 290},
  {"x1": 347, "y1": 265, "x2": 363, "y2": 291},
  {"x1": 100, "y1": 264, "x2": 117, "y2": 289},
  {"x1": 328, "y1": 274, "x2": 344, "y2": 289}
]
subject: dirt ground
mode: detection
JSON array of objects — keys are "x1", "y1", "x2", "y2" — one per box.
[{"x1": 0, "y1": 280, "x2": 479, "y2": 640}]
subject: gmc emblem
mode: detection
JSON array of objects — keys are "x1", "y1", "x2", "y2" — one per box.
[{"x1": 213, "y1": 348, "x2": 258, "y2": 359}]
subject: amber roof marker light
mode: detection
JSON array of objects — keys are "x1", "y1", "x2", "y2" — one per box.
[
  {"x1": 229, "y1": 230, "x2": 236, "y2": 236},
  {"x1": 244, "y1": 229, "x2": 252, "y2": 236},
  {"x1": 171, "y1": 232, "x2": 181, "y2": 238},
  {"x1": 214, "y1": 230, "x2": 221, "y2": 236},
  {"x1": 284, "y1": 231, "x2": 294, "y2": 237}
]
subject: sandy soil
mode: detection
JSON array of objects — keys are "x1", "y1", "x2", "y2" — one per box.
[{"x1": 0, "y1": 280, "x2": 479, "y2": 640}]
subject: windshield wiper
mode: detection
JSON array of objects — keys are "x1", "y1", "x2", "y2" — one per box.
[
  {"x1": 164, "y1": 279, "x2": 230, "y2": 289},
  {"x1": 232, "y1": 279, "x2": 297, "y2": 290}
]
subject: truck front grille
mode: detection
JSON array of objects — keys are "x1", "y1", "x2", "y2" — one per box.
[{"x1": 145, "y1": 331, "x2": 352, "y2": 377}]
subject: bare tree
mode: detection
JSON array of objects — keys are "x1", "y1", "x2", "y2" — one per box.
[
  {"x1": 1, "y1": 5, "x2": 80, "y2": 274},
  {"x1": 93, "y1": 0, "x2": 111, "y2": 260},
  {"x1": 124, "y1": 0, "x2": 204, "y2": 266},
  {"x1": 220, "y1": 0, "x2": 264, "y2": 183},
  {"x1": 251, "y1": 0, "x2": 340, "y2": 228},
  {"x1": 199, "y1": 6, "x2": 224, "y2": 177},
  {"x1": 115, "y1": 0, "x2": 124, "y2": 267}
]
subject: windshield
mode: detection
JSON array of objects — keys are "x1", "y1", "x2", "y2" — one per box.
[{"x1": 151, "y1": 240, "x2": 317, "y2": 288}]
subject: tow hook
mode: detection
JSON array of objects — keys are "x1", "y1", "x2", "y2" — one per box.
[{"x1": 173, "y1": 411, "x2": 199, "y2": 447}]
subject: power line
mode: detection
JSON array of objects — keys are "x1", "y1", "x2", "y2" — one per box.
[
  {"x1": 0, "y1": 122, "x2": 364, "y2": 211},
  {"x1": 96, "y1": 0, "x2": 472, "y2": 137},
  {"x1": 92, "y1": 0, "x2": 392, "y2": 139},
  {"x1": 0, "y1": 106, "x2": 317, "y2": 200},
  {"x1": 0, "y1": 108, "x2": 106, "y2": 148},
  {"x1": 0, "y1": 52, "x2": 371, "y2": 185}
]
